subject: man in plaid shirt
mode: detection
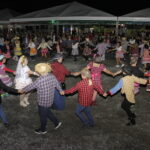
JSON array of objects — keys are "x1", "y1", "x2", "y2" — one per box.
[
  {"x1": 22, "y1": 63, "x2": 63, "y2": 134},
  {"x1": 64, "y1": 69, "x2": 107, "y2": 128}
]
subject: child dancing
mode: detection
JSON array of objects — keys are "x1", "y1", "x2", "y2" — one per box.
[
  {"x1": 14, "y1": 55, "x2": 38, "y2": 107},
  {"x1": 108, "y1": 66, "x2": 148, "y2": 126},
  {"x1": 22, "y1": 63, "x2": 63, "y2": 134},
  {"x1": 64, "y1": 69, "x2": 107, "y2": 128}
]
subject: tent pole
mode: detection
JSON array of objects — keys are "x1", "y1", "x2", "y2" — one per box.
[{"x1": 115, "y1": 17, "x2": 119, "y2": 39}]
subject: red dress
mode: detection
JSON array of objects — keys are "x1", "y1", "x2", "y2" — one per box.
[{"x1": 87, "y1": 62, "x2": 106, "y2": 88}]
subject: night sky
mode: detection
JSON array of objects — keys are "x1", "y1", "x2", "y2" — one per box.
[{"x1": 1, "y1": 0, "x2": 150, "y2": 16}]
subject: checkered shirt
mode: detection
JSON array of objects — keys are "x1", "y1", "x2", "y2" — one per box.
[
  {"x1": 23, "y1": 73, "x2": 62, "y2": 107},
  {"x1": 65, "y1": 78, "x2": 104, "y2": 106}
]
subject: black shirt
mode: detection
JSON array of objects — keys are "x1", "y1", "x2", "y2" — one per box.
[
  {"x1": 129, "y1": 66, "x2": 144, "y2": 78},
  {"x1": 0, "y1": 79, "x2": 18, "y2": 103}
]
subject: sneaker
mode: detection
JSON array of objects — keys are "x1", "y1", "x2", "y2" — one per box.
[
  {"x1": 34, "y1": 128, "x2": 47, "y2": 134},
  {"x1": 54, "y1": 122, "x2": 62, "y2": 130},
  {"x1": 115, "y1": 65, "x2": 120, "y2": 68}
]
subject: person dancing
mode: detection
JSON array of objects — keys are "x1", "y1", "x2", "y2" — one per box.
[
  {"x1": 108, "y1": 66, "x2": 148, "y2": 126},
  {"x1": 63, "y1": 69, "x2": 107, "y2": 128},
  {"x1": 14, "y1": 55, "x2": 38, "y2": 107}
]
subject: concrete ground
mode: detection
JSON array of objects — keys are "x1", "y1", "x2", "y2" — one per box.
[{"x1": 0, "y1": 53, "x2": 150, "y2": 150}]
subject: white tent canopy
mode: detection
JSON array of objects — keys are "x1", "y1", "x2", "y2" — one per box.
[
  {"x1": 118, "y1": 8, "x2": 150, "y2": 22},
  {"x1": 10, "y1": 1, "x2": 117, "y2": 23},
  {"x1": 0, "y1": 8, "x2": 20, "y2": 24}
]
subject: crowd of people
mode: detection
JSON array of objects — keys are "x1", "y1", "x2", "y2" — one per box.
[{"x1": 0, "y1": 30, "x2": 150, "y2": 134}]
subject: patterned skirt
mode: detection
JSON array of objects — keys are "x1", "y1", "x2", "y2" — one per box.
[
  {"x1": 14, "y1": 48, "x2": 22, "y2": 56},
  {"x1": 30, "y1": 48, "x2": 37, "y2": 56},
  {"x1": 41, "y1": 48, "x2": 48, "y2": 55}
]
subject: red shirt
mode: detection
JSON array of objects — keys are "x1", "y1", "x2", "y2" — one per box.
[
  {"x1": 51, "y1": 62, "x2": 71, "y2": 83},
  {"x1": 0, "y1": 62, "x2": 14, "y2": 73},
  {"x1": 65, "y1": 78, "x2": 104, "y2": 106}
]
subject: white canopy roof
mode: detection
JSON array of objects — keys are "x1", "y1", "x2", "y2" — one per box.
[
  {"x1": 0, "y1": 8, "x2": 20, "y2": 24},
  {"x1": 118, "y1": 8, "x2": 150, "y2": 22},
  {"x1": 10, "y1": 1, "x2": 117, "y2": 23}
]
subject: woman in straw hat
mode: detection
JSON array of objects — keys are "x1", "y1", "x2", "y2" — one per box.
[
  {"x1": 63, "y1": 68, "x2": 107, "y2": 128},
  {"x1": 22, "y1": 63, "x2": 63, "y2": 134}
]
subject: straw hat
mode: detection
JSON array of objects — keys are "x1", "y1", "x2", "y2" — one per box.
[{"x1": 35, "y1": 63, "x2": 51, "y2": 75}]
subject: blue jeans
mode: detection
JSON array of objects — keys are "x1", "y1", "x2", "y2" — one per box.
[
  {"x1": 38, "y1": 105, "x2": 59, "y2": 131},
  {"x1": 0, "y1": 104, "x2": 8, "y2": 124},
  {"x1": 75, "y1": 104, "x2": 94, "y2": 126}
]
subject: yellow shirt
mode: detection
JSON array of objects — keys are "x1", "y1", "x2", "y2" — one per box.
[{"x1": 121, "y1": 75, "x2": 147, "y2": 103}]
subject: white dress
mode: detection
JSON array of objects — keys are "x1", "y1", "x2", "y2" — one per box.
[
  {"x1": 72, "y1": 43, "x2": 79, "y2": 56},
  {"x1": 15, "y1": 66, "x2": 32, "y2": 89}
]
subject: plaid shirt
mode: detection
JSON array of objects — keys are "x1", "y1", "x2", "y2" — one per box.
[
  {"x1": 65, "y1": 78, "x2": 104, "y2": 106},
  {"x1": 23, "y1": 73, "x2": 62, "y2": 107},
  {"x1": 51, "y1": 62, "x2": 71, "y2": 83}
]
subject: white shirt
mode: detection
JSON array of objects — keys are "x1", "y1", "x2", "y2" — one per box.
[
  {"x1": 116, "y1": 46, "x2": 123, "y2": 52},
  {"x1": 37, "y1": 42, "x2": 51, "y2": 49},
  {"x1": 28, "y1": 42, "x2": 36, "y2": 48}
]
